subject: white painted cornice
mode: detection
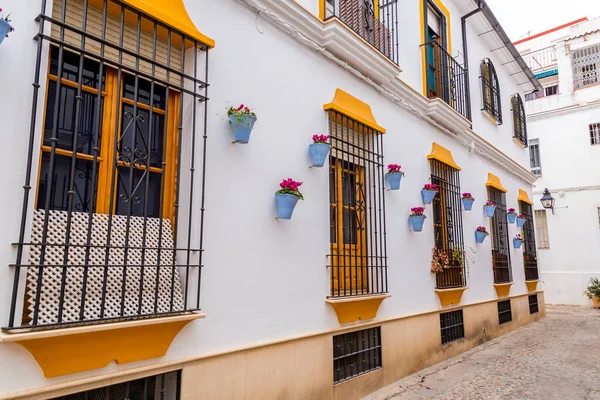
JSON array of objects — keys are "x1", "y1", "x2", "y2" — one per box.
[{"x1": 238, "y1": 0, "x2": 536, "y2": 185}]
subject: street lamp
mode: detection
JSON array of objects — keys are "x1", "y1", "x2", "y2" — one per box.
[{"x1": 540, "y1": 188, "x2": 555, "y2": 214}]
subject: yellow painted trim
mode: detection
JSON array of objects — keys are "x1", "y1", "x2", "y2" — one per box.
[
  {"x1": 525, "y1": 280, "x2": 539, "y2": 292},
  {"x1": 8, "y1": 314, "x2": 203, "y2": 378},
  {"x1": 518, "y1": 189, "x2": 534, "y2": 205},
  {"x1": 326, "y1": 294, "x2": 390, "y2": 324},
  {"x1": 427, "y1": 142, "x2": 461, "y2": 170},
  {"x1": 420, "y1": 0, "x2": 452, "y2": 96},
  {"x1": 324, "y1": 88, "x2": 386, "y2": 133},
  {"x1": 494, "y1": 283, "x2": 514, "y2": 297},
  {"x1": 435, "y1": 287, "x2": 468, "y2": 307},
  {"x1": 486, "y1": 173, "x2": 507, "y2": 193}
]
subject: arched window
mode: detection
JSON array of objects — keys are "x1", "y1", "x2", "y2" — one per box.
[
  {"x1": 511, "y1": 93, "x2": 528, "y2": 147},
  {"x1": 480, "y1": 58, "x2": 502, "y2": 124}
]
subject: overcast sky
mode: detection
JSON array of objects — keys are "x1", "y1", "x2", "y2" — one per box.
[{"x1": 486, "y1": 0, "x2": 600, "y2": 41}]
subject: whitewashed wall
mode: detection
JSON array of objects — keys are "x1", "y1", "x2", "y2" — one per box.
[{"x1": 0, "y1": 0, "x2": 537, "y2": 395}]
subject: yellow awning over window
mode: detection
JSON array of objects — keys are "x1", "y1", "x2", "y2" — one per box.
[
  {"x1": 517, "y1": 189, "x2": 534, "y2": 205},
  {"x1": 88, "y1": 0, "x2": 214, "y2": 48},
  {"x1": 324, "y1": 89, "x2": 386, "y2": 133},
  {"x1": 427, "y1": 142, "x2": 461, "y2": 170},
  {"x1": 486, "y1": 173, "x2": 507, "y2": 193}
]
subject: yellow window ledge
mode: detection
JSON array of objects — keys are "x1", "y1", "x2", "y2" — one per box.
[
  {"x1": 0, "y1": 313, "x2": 204, "y2": 378},
  {"x1": 486, "y1": 173, "x2": 507, "y2": 193},
  {"x1": 435, "y1": 287, "x2": 468, "y2": 307},
  {"x1": 525, "y1": 280, "x2": 539, "y2": 292},
  {"x1": 518, "y1": 189, "x2": 534, "y2": 205},
  {"x1": 326, "y1": 294, "x2": 390, "y2": 324},
  {"x1": 323, "y1": 89, "x2": 386, "y2": 133},
  {"x1": 494, "y1": 283, "x2": 514, "y2": 297},
  {"x1": 427, "y1": 142, "x2": 461, "y2": 170}
]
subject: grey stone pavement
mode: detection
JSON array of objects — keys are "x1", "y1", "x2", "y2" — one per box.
[{"x1": 364, "y1": 305, "x2": 600, "y2": 400}]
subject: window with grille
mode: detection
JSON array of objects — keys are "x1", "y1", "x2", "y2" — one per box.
[
  {"x1": 480, "y1": 59, "x2": 502, "y2": 123},
  {"x1": 430, "y1": 160, "x2": 465, "y2": 289},
  {"x1": 534, "y1": 210, "x2": 550, "y2": 249},
  {"x1": 524, "y1": 84, "x2": 559, "y2": 102},
  {"x1": 511, "y1": 93, "x2": 527, "y2": 147},
  {"x1": 520, "y1": 201, "x2": 539, "y2": 281},
  {"x1": 572, "y1": 44, "x2": 600, "y2": 89},
  {"x1": 590, "y1": 123, "x2": 600, "y2": 145},
  {"x1": 529, "y1": 139, "x2": 542, "y2": 176},
  {"x1": 498, "y1": 300, "x2": 512, "y2": 325},
  {"x1": 50, "y1": 371, "x2": 180, "y2": 399},
  {"x1": 328, "y1": 111, "x2": 387, "y2": 298},
  {"x1": 545, "y1": 84, "x2": 558, "y2": 96},
  {"x1": 488, "y1": 188, "x2": 512, "y2": 283},
  {"x1": 529, "y1": 294, "x2": 539, "y2": 314},
  {"x1": 440, "y1": 310, "x2": 464, "y2": 345},
  {"x1": 7, "y1": 0, "x2": 210, "y2": 330},
  {"x1": 333, "y1": 327, "x2": 382, "y2": 383}
]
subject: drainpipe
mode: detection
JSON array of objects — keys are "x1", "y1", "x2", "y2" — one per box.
[{"x1": 461, "y1": 1, "x2": 483, "y2": 124}]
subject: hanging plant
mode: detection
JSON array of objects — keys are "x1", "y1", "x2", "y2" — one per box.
[
  {"x1": 0, "y1": 8, "x2": 14, "y2": 46},
  {"x1": 483, "y1": 200, "x2": 496, "y2": 217},
  {"x1": 385, "y1": 164, "x2": 404, "y2": 191},
  {"x1": 461, "y1": 192, "x2": 475, "y2": 211},
  {"x1": 227, "y1": 104, "x2": 257, "y2": 144},
  {"x1": 421, "y1": 183, "x2": 439, "y2": 204},
  {"x1": 475, "y1": 226, "x2": 489, "y2": 243},
  {"x1": 409, "y1": 207, "x2": 426, "y2": 232},
  {"x1": 275, "y1": 178, "x2": 303, "y2": 220},
  {"x1": 507, "y1": 208, "x2": 517, "y2": 224},
  {"x1": 513, "y1": 233, "x2": 524, "y2": 249},
  {"x1": 430, "y1": 248, "x2": 450, "y2": 274},
  {"x1": 516, "y1": 213, "x2": 527, "y2": 228},
  {"x1": 309, "y1": 134, "x2": 330, "y2": 167}
]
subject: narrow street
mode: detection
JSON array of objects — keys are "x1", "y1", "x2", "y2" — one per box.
[{"x1": 365, "y1": 305, "x2": 600, "y2": 400}]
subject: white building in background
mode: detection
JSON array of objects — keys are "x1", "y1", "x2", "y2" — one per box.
[
  {"x1": 516, "y1": 17, "x2": 600, "y2": 306},
  {"x1": 0, "y1": 0, "x2": 544, "y2": 398}
]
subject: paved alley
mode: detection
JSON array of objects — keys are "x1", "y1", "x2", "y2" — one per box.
[{"x1": 365, "y1": 305, "x2": 600, "y2": 400}]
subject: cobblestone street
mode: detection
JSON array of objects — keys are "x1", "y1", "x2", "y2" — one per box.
[{"x1": 365, "y1": 305, "x2": 600, "y2": 400}]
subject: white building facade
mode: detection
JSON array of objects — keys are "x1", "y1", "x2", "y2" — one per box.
[
  {"x1": 516, "y1": 17, "x2": 600, "y2": 306},
  {"x1": 0, "y1": 0, "x2": 544, "y2": 398}
]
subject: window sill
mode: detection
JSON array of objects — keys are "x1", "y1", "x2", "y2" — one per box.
[
  {"x1": 493, "y1": 282, "x2": 514, "y2": 297},
  {"x1": 525, "y1": 280, "x2": 540, "y2": 292},
  {"x1": 326, "y1": 294, "x2": 390, "y2": 324},
  {"x1": 481, "y1": 109, "x2": 500, "y2": 125},
  {"x1": 0, "y1": 313, "x2": 204, "y2": 378},
  {"x1": 435, "y1": 287, "x2": 469, "y2": 307},
  {"x1": 513, "y1": 137, "x2": 527, "y2": 148}
]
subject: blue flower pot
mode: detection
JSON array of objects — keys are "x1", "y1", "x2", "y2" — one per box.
[
  {"x1": 484, "y1": 205, "x2": 496, "y2": 217},
  {"x1": 475, "y1": 231, "x2": 488, "y2": 243},
  {"x1": 309, "y1": 143, "x2": 330, "y2": 167},
  {"x1": 513, "y1": 238, "x2": 524, "y2": 249},
  {"x1": 385, "y1": 173, "x2": 403, "y2": 190},
  {"x1": 421, "y1": 189, "x2": 437, "y2": 204},
  {"x1": 409, "y1": 215, "x2": 426, "y2": 232},
  {"x1": 276, "y1": 193, "x2": 299, "y2": 220},
  {"x1": 229, "y1": 114, "x2": 257, "y2": 144},
  {"x1": 517, "y1": 217, "x2": 526, "y2": 228},
  {"x1": 507, "y1": 213, "x2": 517, "y2": 224},
  {"x1": 462, "y1": 198, "x2": 474, "y2": 211},
  {"x1": 0, "y1": 19, "x2": 12, "y2": 46}
]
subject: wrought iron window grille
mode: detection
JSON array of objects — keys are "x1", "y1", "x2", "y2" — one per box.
[
  {"x1": 480, "y1": 58, "x2": 502, "y2": 124},
  {"x1": 497, "y1": 300, "x2": 512, "y2": 325},
  {"x1": 327, "y1": 110, "x2": 388, "y2": 298},
  {"x1": 528, "y1": 294, "x2": 539, "y2": 314},
  {"x1": 6, "y1": 0, "x2": 210, "y2": 331},
  {"x1": 488, "y1": 188, "x2": 512, "y2": 284},
  {"x1": 511, "y1": 93, "x2": 527, "y2": 147},
  {"x1": 333, "y1": 327, "x2": 382, "y2": 383},
  {"x1": 430, "y1": 160, "x2": 466, "y2": 289},
  {"x1": 440, "y1": 309, "x2": 464, "y2": 345},
  {"x1": 572, "y1": 44, "x2": 600, "y2": 89},
  {"x1": 520, "y1": 201, "x2": 539, "y2": 281},
  {"x1": 529, "y1": 138, "x2": 542, "y2": 176},
  {"x1": 589, "y1": 123, "x2": 600, "y2": 145}
]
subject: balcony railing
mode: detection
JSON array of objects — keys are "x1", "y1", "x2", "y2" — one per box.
[
  {"x1": 521, "y1": 45, "x2": 557, "y2": 73},
  {"x1": 422, "y1": 41, "x2": 469, "y2": 120},
  {"x1": 324, "y1": 0, "x2": 399, "y2": 65}
]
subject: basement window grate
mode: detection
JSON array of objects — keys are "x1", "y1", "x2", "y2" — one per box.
[
  {"x1": 440, "y1": 309, "x2": 465, "y2": 345},
  {"x1": 333, "y1": 327, "x2": 382, "y2": 383},
  {"x1": 498, "y1": 300, "x2": 512, "y2": 325},
  {"x1": 529, "y1": 294, "x2": 539, "y2": 314}
]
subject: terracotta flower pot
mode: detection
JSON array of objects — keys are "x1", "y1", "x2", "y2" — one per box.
[{"x1": 593, "y1": 296, "x2": 600, "y2": 309}]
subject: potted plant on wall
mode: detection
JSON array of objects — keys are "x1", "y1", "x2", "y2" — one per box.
[
  {"x1": 228, "y1": 104, "x2": 257, "y2": 144},
  {"x1": 507, "y1": 208, "x2": 517, "y2": 224},
  {"x1": 513, "y1": 233, "x2": 524, "y2": 249},
  {"x1": 461, "y1": 192, "x2": 475, "y2": 211},
  {"x1": 483, "y1": 200, "x2": 496, "y2": 217},
  {"x1": 430, "y1": 248, "x2": 450, "y2": 274},
  {"x1": 421, "y1": 183, "x2": 439, "y2": 204},
  {"x1": 385, "y1": 164, "x2": 404, "y2": 190},
  {"x1": 0, "y1": 8, "x2": 13, "y2": 45},
  {"x1": 309, "y1": 134, "x2": 330, "y2": 167},
  {"x1": 584, "y1": 277, "x2": 600, "y2": 308},
  {"x1": 409, "y1": 207, "x2": 426, "y2": 232},
  {"x1": 275, "y1": 178, "x2": 303, "y2": 219},
  {"x1": 475, "y1": 226, "x2": 489, "y2": 243},
  {"x1": 516, "y1": 213, "x2": 527, "y2": 228}
]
